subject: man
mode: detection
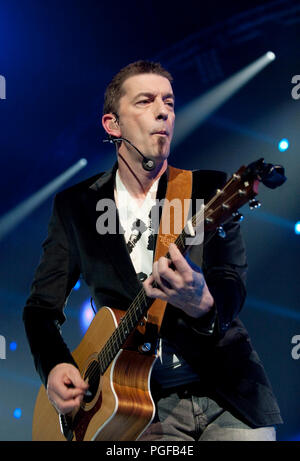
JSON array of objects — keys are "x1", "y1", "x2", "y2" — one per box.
[{"x1": 23, "y1": 60, "x2": 282, "y2": 441}]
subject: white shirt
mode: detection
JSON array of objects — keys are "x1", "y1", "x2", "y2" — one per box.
[{"x1": 115, "y1": 169, "x2": 157, "y2": 282}]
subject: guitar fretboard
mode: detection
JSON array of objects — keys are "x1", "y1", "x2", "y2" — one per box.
[{"x1": 96, "y1": 288, "x2": 152, "y2": 373}]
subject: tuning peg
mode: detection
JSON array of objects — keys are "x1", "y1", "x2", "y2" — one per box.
[
  {"x1": 249, "y1": 199, "x2": 261, "y2": 210},
  {"x1": 232, "y1": 211, "x2": 244, "y2": 222},
  {"x1": 217, "y1": 226, "x2": 226, "y2": 238}
]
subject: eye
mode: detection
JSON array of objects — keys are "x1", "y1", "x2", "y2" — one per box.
[
  {"x1": 165, "y1": 100, "x2": 174, "y2": 108},
  {"x1": 137, "y1": 99, "x2": 151, "y2": 105}
]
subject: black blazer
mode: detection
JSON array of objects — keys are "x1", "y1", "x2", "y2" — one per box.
[{"x1": 23, "y1": 163, "x2": 282, "y2": 427}]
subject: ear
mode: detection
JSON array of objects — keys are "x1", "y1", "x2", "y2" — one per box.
[{"x1": 102, "y1": 113, "x2": 121, "y2": 138}]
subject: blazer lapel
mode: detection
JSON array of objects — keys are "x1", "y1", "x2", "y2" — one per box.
[{"x1": 88, "y1": 163, "x2": 142, "y2": 300}]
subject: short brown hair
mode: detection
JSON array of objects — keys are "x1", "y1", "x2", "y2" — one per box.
[{"x1": 103, "y1": 60, "x2": 173, "y2": 116}]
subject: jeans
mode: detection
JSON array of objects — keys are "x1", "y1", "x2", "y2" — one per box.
[{"x1": 139, "y1": 384, "x2": 276, "y2": 441}]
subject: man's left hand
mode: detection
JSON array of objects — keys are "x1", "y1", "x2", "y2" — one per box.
[{"x1": 143, "y1": 243, "x2": 214, "y2": 318}]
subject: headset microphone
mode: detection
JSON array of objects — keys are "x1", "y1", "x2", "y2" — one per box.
[{"x1": 103, "y1": 136, "x2": 156, "y2": 172}]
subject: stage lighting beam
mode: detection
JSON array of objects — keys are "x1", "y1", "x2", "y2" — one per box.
[
  {"x1": 172, "y1": 51, "x2": 276, "y2": 148},
  {"x1": 0, "y1": 159, "x2": 87, "y2": 241}
]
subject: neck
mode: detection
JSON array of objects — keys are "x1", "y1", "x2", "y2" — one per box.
[{"x1": 117, "y1": 152, "x2": 168, "y2": 200}]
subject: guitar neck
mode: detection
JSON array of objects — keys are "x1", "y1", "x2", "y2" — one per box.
[{"x1": 97, "y1": 287, "x2": 153, "y2": 373}]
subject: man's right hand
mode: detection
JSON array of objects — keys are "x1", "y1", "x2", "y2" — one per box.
[{"x1": 47, "y1": 363, "x2": 89, "y2": 415}]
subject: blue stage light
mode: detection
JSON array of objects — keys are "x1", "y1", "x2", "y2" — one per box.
[
  {"x1": 80, "y1": 299, "x2": 95, "y2": 333},
  {"x1": 295, "y1": 221, "x2": 300, "y2": 235},
  {"x1": 9, "y1": 341, "x2": 17, "y2": 351},
  {"x1": 74, "y1": 280, "x2": 81, "y2": 290},
  {"x1": 278, "y1": 138, "x2": 289, "y2": 152},
  {"x1": 13, "y1": 408, "x2": 22, "y2": 419}
]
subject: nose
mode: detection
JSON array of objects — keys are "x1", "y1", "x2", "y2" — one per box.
[{"x1": 154, "y1": 98, "x2": 168, "y2": 120}]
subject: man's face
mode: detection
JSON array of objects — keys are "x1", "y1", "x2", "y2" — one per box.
[{"x1": 117, "y1": 73, "x2": 175, "y2": 162}]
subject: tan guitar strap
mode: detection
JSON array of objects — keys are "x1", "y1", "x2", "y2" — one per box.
[{"x1": 144, "y1": 165, "x2": 193, "y2": 335}]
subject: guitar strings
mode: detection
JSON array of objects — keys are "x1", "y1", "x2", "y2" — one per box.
[{"x1": 82, "y1": 174, "x2": 248, "y2": 388}]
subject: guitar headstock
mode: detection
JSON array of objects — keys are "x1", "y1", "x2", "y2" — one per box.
[{"x1": 201, "y1": 158, "x2": 286, "y2": 234}]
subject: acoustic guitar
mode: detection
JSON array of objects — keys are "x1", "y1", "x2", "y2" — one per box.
[{"x1": 32, "y1": 158, "x2": 285, "y2": 441}]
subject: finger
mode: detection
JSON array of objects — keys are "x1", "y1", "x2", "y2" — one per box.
[
  {"x1": 169, "y1": 243, "x2": 193, "y2": 280},
  {"x1": 49, "y1": 379, "x2": 86, "y2": 405},
  {"x1": 143, "y1": 275, "x2": 169, "y2": 300},
  {"x1": 152, "y1": 260, "x2": 167, "y2": 290},
  {"x1": 143, "y1": 275, "x2": 154, "y2": 296},
  {"x1": 54, "y1": 383, "x2": 85, "y2": 402},
  {"x1": 67, "y1": 366, "x2": 89, "y2": 391},
  {"x1": 156, "y1": 256, "x2": 182, "y2": 288},
  {"x1": 144, "y1": 285, "x2": 169, "y2": 301},
  {"x1": 53, "y1": 394, "x2": 83, "y2": 415},
  {"x1": 152, "y1": 256, "x2": 178, "y2": 290},
  {"x1": 51, "y1": 374, "x2": 87, "y2": 402}
]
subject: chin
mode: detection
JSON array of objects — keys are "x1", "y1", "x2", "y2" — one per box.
[{"x1": 153, "y1": 151, "x2": 169, "y2": 165}]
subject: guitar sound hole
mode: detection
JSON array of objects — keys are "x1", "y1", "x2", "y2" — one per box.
[{"x1": 83, "y1": 360, "x2": 101, "y2": 403}]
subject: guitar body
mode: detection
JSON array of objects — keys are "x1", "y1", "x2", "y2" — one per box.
[{"x1": 32, "y1": 306, "x2": 157, "y2": 441}]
